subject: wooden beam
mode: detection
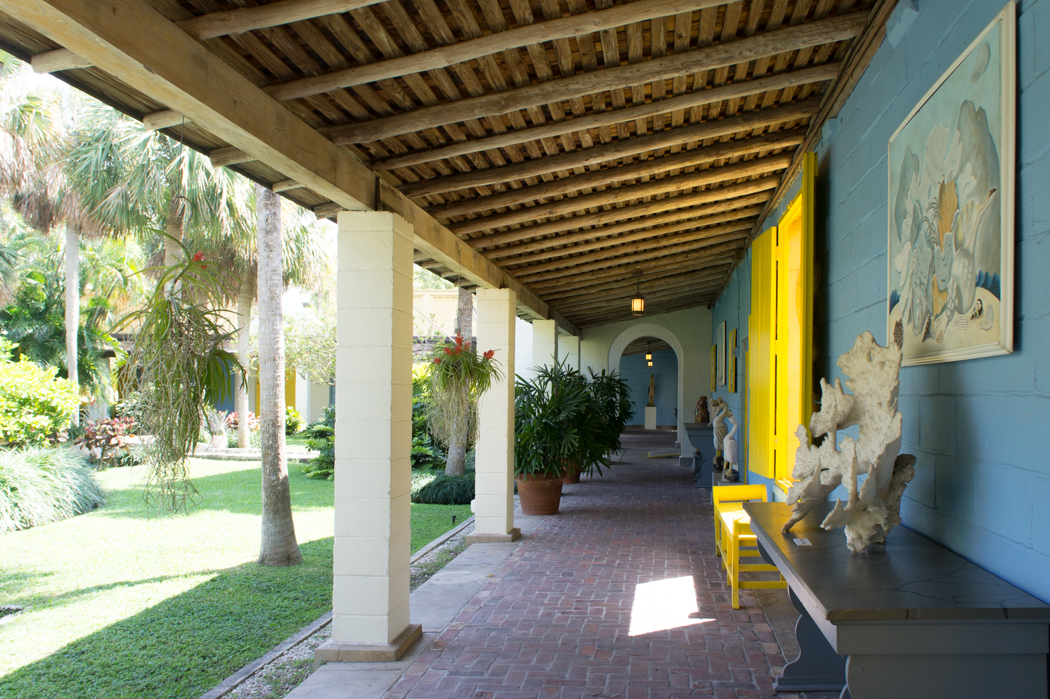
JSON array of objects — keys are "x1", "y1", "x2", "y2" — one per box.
[
  {"x1": 328, "y1": 13, "x2": 867, "y2": 144},
  {"x1": 430, "y1": 132, "x2": 802, "y2": 220},
  {"x1": 266, "y1": 0, "x2": 731, "y2": 102},
  {"x1": 531, "y1": 255, "x2": 735, "y2": 294},
  {"x1": 488, "y1": 194, "x2": 771, "y2": 261},
  {"x1": 209, "y1": 146, "x2": 253, "y2": 168},
  {"x1": 449, "y1": 154, "x2": 793, "y2": 235},
  {"x1": 401, "y1": 99, "x2": 818, "y2": 198},
  {"x1": 372, "y1": 63, "x2": 839, "y2": 171},
  {"x1": 5, "y1": 0, "x2": 575, "y2": 334},
  {"x1": 142, "y1": 109, "x2": 185, "y2": 131},
  {"x1": 500, "y1": 205, "x2": 764, "y2": 269},
  {"x1": 556, "y1": 280, "x2": 724, "y2": 313},
  {"x1": 473, "y1": 177, "x2": 779, "y2": 250},
  {"x1": 545, "y1": 267, "x2": 731, "y2": 302},
  {"x1": 519, "y1": 235, "x2": 747, "y2": 284},
  {"x1": 515, "y1": 221, "x2": 752, "y2": 278},
  {"x1": 272, "y1": 179, "x2": 304, "y2": 192},
  {"x1": 176, "y1": 0, "x2": 385, "y2": 41},
  {"x1": 313, "y1": 202, "x2": 345, "y2": 219},
  {"x1": 574, "y1": 294, "x2": 720, "y2": 326},
  {"x1": 30, "y1": 47, "x2": 91, "y2": 72}
]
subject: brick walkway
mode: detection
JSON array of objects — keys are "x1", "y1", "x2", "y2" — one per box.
[{"x1": 386, "y1": 445, "x2": 785, "y2": 699}]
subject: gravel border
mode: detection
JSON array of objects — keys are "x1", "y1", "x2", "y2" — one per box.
[{"x1": 200, "y1": 517, "x2": 477, "y2": 699}]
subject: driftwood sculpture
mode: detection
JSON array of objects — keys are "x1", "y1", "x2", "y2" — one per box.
[{"x1": 782, "y1": 332, "x2": 916, "y2": 554}]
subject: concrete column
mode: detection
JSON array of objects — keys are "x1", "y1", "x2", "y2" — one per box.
[
  {"x1": 469, "y1": 288, "x2": 520, "y2": 544},
  {"x1": 532, "y1": 318, "x2": 558, "y2": 369},
  {"x1": 559, "y1": 334, "x2": 580, "y2": 372},
  {"x1": 316, "y1": 211, "x2": 421, "y2": 664}
]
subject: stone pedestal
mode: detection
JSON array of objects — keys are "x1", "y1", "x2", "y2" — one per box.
[{"x1": 644, "y1": 406, "x2": 657, "y2": 430}]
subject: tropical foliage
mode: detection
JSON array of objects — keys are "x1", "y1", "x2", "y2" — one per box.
[
  {"x1": 0, "y1": 446, "x2": 105, "y2": 533},
  {"x1": 0, "y1": 339, "x2": 79, "y2": 447},
  {"x1": 283, "y1": 303, "x2": 336, "y2": 387},
  {"x1": 302, "y1": 405, "x2": 335, "y2": 480},
  {"x1": 424, "y1": 334, "x2": 502, "y2": 476},
  {"x1": 411, "y1": 472, "x2": 474, "y2": 505},
  {"x1": 74, "y1": 416, "x2": 137, "y2": 469}
]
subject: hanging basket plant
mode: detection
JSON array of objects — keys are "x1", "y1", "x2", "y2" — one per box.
[{"x1": 423, "y1": 334, "x2": 502, "y2": 474}]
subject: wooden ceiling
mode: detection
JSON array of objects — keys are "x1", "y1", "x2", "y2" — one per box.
[{"x1": 0, "y1": 0, "x2": 894, "y2": 329}]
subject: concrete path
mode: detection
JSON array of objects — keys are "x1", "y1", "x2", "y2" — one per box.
[{"x1": 289, "y1": 440, "x2": 825, "y2": 698}]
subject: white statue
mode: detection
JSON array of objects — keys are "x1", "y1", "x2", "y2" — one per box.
[
  {"x1": 711, "y1": 398, "x2": 728, "y2": 469},
  {"x1": 721, "y1": 410, "x2": 739, "y2": 481},
  {"x1": 782, "y1": 332, "x2": 916, "y2": 554}
]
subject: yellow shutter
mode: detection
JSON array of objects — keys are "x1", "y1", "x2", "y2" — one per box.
[{"x1": 747, "y1": 153, "x2": 816, "y2": 486}]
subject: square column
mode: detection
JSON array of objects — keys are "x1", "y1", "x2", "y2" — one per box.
[
  {"x1": 559, "y1": 334, "x2": 580, "y2": 372},
  {"x1": 316, "y1": 211, "x2": 421, "y2": 664},
  {"x1": 531, "y1": 318, "x2": 558, "y2": 370},
  {"x1": 468, "y1": 289, "x2": 520, "y2": 544}
]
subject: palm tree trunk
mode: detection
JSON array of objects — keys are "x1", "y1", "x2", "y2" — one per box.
[
  {"x1": 256, "y1": 184, "x2": 301, "y2": 566},
  {"x1": 236, "y1": 272, "x2": 253, "y2": 449},
  {"x1": 64, "y1": 223, "x2": 80, "y2": 427}
]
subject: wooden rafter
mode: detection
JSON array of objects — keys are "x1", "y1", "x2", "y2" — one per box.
[{"x1": 327, "y1": 12, "x2": 868, "y2": 145}]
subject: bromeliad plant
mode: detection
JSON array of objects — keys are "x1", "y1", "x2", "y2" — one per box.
[{"x1": 424, "y1": 334, "x2": 502, "y2": 476}]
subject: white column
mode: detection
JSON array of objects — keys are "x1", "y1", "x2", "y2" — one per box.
[
  {"x1": 559, "y1": 334, "x2": 580, "y2": 372},
  {"x1": 469, "y1": 288, "x2": 520, "y2": 544},
  {"x1": 317, "y1": 211, "x2": 420, "y2": 664},
  {"x1": 532, "y1": 318, "x2": 558, "y2": 369}
]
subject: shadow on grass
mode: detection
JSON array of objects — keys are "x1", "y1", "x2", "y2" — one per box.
[
  {"x1": 102, "y1": 464, "x2": 333, "y2": 520},
  {"x1": 0, "y1": 538, "x2": 334, "y2": 699}
]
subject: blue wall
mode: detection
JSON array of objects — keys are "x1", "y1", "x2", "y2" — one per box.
[
  {"x1": 620, "y1": 348, "x2": 678, "y2": 427},
  {"x1": 713, "y1": 0, "x2": 1050, "y2": 601},
  {"x1": 710, "y1": 252, "x2": 752, "y2": 473}
]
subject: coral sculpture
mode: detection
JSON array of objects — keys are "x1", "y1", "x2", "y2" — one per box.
[{"x1": 782, "y1": 332, "x2": 916, "y2": 554}]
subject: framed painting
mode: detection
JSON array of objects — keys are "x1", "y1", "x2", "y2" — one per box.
[
  {"x1": 710, "y1": 345, "x2": 717, "y2": 392},
  {"x1": 716, "y1": 321, "x2": 726, "y2": 385},
  {"x1": 728, "y1": 329, "x2": 737, "y2": 393},
  {"x1": 887, "y1": 1, "x2": 1015, "y2": 365}
]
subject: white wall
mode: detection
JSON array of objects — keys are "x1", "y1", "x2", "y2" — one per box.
[{"x1": 580, "y1": 307, "x2": 712, "y2": 455}]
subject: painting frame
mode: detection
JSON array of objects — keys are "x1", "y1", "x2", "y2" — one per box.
[
  {"x1": 716, "y1": 321, "x2": 726, "y2": 386},
  {"x1": 887, "y1": 1, "x2": 1015, "y2": 366},
  {"x1": 728, "y1": 328, "x2": 737, "y2": 393}
]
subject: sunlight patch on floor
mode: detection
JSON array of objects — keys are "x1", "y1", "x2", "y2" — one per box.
[{"x1": 628, "y1": 576, "x2": 714, "y2": 636}]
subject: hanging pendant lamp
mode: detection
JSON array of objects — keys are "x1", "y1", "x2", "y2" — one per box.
[{"x1": 631, "y1": 273, "x2": 645, "y2": 316}]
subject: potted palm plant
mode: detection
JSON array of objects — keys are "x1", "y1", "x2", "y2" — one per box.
[
  {"x1": 514, "y1": 362, "x2": 590, "y2": 514},
  {"x1": 572, "y1": 369, "x2": 634, "y2": 482}
]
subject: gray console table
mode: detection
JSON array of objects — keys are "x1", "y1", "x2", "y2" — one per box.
[{"x1": 743, "y1": 501, "x2": 1050, "y2": 699}]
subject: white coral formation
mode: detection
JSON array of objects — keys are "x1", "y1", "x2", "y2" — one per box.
[{"x1": 782, "y1": 331, "x2": 916, "y2": 554}]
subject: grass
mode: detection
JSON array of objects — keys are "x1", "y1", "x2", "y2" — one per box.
[
  {"x1": 410, "y1": 503, "x2": 472, "y2": 552},
  {"x1": 0, "y1": 457, "x2": 470, "y2": 699}
]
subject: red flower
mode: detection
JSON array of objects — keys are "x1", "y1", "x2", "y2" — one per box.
[
  {"x1": 192, "y1": 251, "x2": 205, "y2": 262},
  {"x1": 444, "y1": 346, "x2": 452, "y2": 355},
  {"x1": 483, "y1": 349, "x2": 495, "y2": 360},
  {"x1": 433, "y1": 358, "x2": 442, "y2": 364}
]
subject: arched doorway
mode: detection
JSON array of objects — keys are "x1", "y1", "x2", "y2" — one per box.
[{"x1": 607, "y1": 323, "x2": 691, "y2": 456}]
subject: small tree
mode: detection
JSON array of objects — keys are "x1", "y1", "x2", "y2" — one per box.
[
  {"x1": 423, "y1": 334, "x2": 502, "y2": 476},
  {"x1": 284, "y1": 303, "x2": 336, "y2": 387}
]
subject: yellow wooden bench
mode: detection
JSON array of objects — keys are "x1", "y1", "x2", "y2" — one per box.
[{"x1": 712, "y1": 485, "x2": 786, "y2": 609}]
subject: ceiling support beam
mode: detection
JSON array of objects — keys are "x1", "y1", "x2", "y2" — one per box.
[
  {"x1": 429, "y1": 132, "x2": 802, "y2": 220},
  {"x1": 142, "y1": 109, "x2": 186, "y2": 131},
  {"x1": 472, "y1": 177, "x2": 779, "y2": 250},
  {"x1": 556, "y1": 280, "x2": 724, "y2": 314},
  {"x1": 5, "y1": 0, "x2": 576, "y2": 335},
  {"x1": 545, "y1": 267, "x2": 731, "y2": 302},
  {"x1": 177, "y1": 0, "x2": 385, "y2": 41},
  {"x1": 328, "y1": 12, "x2": 867, "y2": 145},
  {"x1": 487, "y1": 194, "x2": 771, "y2": 261},
  {"x1": 500, "y1": 205, "x2": 764, "y2": 269},
  {"x1": 371, "y1": 63, "x2": 839, "y2": 172},
  {"x1": 530, "y1": 254, "x2": 735, "y2": 294},
  {"x1": 404, "y1": 100, "x2": 817, "y2": 198},
  {"x1": 449, "y1": 155, "x2": 792, "y2": 235},
  {"x1": 267, "y1": 0, "x2": 731, "y2": 101},
  {"x1": 512, "y1": 220, "x2": 754, "y2": 278},
  {"x1": 30, "y1": 46, "x2": 90, "y2": 72}
]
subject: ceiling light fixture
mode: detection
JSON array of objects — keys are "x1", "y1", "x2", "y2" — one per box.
[{"x1": 631, "y1": 273, "x2": 645, "y2": 316}]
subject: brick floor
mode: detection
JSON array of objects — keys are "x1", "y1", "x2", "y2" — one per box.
[{"x1": 386, "y1": 446, "x2": 786, "y2": 699}]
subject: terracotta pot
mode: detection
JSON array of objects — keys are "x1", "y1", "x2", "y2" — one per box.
[
  {"x1": 563, "y1": 463, "x2": 582, "y2": 484},
  {"x1": 516, "y1": 473, "x2": 564, "y2": 515}
]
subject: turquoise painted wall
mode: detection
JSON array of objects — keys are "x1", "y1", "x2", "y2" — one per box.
[
  {"x1": 713, "y1": 0, "x2": 1050, "y2": 601},
  {"x1": 620, "y1": 348, "x2": 678, "y2": 427}
]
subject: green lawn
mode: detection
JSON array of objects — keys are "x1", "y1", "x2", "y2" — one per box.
[{"x1": 0, "y1": 459, "x2": 470, "y2": 699}]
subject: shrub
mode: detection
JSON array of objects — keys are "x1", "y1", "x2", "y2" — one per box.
[
  {"x1": 225, "y1": 411, "x2": 260, "y2": 432},
  {"x1": 302, "y1": 406, "x2": 334, "y2": 479},
  {"x1": 411, "y1": 473, "x2": 474, "y2": 505},
  {"x1": 285, "y1": 406, "x2": 304, "y2": 435},
  {"x1": 74, "y1": 416, "x2": 138, "y2": 469},
  {"x1": 0, "y1": 341, "x2": 79, "y2": 448},
  {"x1": 0, "y1": 447, "x2": 106, "y2": 533}
]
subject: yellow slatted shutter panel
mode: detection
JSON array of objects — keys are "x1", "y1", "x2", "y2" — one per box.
[{"x1": 747, "y1": 227, "x2": 776, "y2": 479}]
